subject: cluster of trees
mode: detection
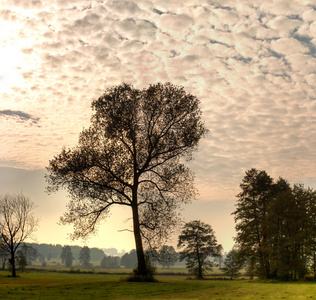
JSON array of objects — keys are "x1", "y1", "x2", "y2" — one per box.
[
  {"x1": 233, "y1": 168, "x2": 316, "y2": 280},
  {"x1": 33, "y1": 243, "x2": 105, "y2": 264},
  {"x1": 101, "y1": 247, "x2": 178, "y2": 270},
  {"x1": 101, "y1": 254, "x2": 121, "y2": 269},
  {"x1": 5, "y1": 84, "x2": 316, "y2": 282},
  {"x1": 0, "y1": 242, "x2": 108, "y2": 269},
  {"x1": 0, "y1": 194, "x2": 225, "y2": 279},
  {"x1": 60, "y1": 245, "x2": 102, "y2": 268},
  {"x1": 28, "y1": 221, "x2": 223, "y2": 280},
  {"x1": 111, "y1": 220, "x2": 223, "y2": 280},
  {"x1": 120, "y1": 246, "x2": 178, "y2": 270},
  {"x1": 59, "y1": 245, "x2": 95, "y2": 268}
]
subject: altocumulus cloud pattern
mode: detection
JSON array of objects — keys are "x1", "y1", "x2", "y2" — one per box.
[{"x1": 0, "y1": 0, "x2": 316, "y2": 201}]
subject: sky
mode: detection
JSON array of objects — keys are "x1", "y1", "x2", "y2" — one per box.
[{"x1": 1, "y1": 0, "x2": 316, "y2": 253}]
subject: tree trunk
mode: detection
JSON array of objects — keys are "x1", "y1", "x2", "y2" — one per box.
[
  {"x1": 198, "y1": 264, "x2": 203, "y2": 279},
  {"x1": 264, "y1": 253, "x2": 270, "y2": 279},
  {"x1": 1, "y1": 258, "x2": 5, "y2": 270},
  {"x1": 132, "y1": 201, "x2": 148, "y2": 276},
  {"x1": 197, "y1": 250, "x2": 203, "y2": 279},
  {"x1": 10, "y1": 250, "x2": 16, "y2": 277}
]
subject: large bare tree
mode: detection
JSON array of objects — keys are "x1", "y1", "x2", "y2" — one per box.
[
  {"x1": 46, "y1": 82, "x2": 207, "y2": 278},
  {"x1": 0, "y1": 194, "x2": 38, "y2": 277}
]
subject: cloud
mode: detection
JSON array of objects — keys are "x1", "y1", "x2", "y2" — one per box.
[
  {"x1": 158, "y1": 13, "x2": 194, "y2": 35},
  {"x1": 0, "y1": 110, "x2": 40, "y2": 123},
  {"x1": 106, "y1": 1, "x2": 143, "y2": 16},
  {"x1": 1, "y1": 0, "x2": 316, "y2": 253},
  {"x1": 260, "y1": 0, "x2": 307, "y2": 16},
  {"x1": 270, "y1": 37, "x2": 309, "y2": 56},
  {"x1": 0, "y1": 0, "x2": 316, "y2": 202},
  {"x1": 115, "y1": 18, "x2": 157, "y2": 43},
  {"x1": 267, "y1": 16, "x2": 302, "y2": 37}
]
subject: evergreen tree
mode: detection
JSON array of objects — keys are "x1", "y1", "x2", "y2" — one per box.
[
  {"x1": 234, "y1": 168, "x2": 316, "y2": 280},
  {"x1": 233, "y1": 168, "x2": 275, "y2": 279}
]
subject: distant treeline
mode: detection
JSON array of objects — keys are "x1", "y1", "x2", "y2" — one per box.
[
  {"x1": 25, "y1": 243, "x2": 105, "y2": 262},
  {"x1": 1, "y1": 243, "x2": 189, "y2": 270}
]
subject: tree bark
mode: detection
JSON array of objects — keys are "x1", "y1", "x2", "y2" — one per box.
[
  {"x1": 1, "y1": 259, "x2": 5, "y2": 270},
  {"x1": 131, "y1": 190, "x2": 147, "y2": 276},
  {"x1": 198, "y1": 264, "x2": 203, "y2": 279},
  {"x1": 10, "y1": 249, "x2": 16, "y2": 277},
  {"x1": 197, "y1": 249, "x2": 203, "y2": 279}
]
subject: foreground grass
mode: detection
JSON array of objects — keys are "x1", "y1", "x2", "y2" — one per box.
[{"x1": 0, "y1": 271, "x2": 315, "y2": 299}]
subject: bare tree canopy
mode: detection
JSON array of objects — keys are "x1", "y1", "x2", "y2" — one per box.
[
  {"x1": 0, "y1": 193, "x2": 38, "y2": 277},
  {"x1": 46, "y1": 82, "x2": 207, "y2": 278}
]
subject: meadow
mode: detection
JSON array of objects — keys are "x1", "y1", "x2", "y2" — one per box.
[{"x1": 0, "y1": 270, "x2": 315, "y2": 299}]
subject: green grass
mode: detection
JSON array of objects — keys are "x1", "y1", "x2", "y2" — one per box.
[{"x1": 0, "y1": 270, "x2": 315, "y2": 299}]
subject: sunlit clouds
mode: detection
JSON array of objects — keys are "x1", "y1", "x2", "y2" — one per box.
[{"x1": 1, "y1": 1, "x2": 316, "y2": 250}]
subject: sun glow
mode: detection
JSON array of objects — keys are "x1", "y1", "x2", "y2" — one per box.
[
  {"x1": 0, "y1": 18, "x2": 38, "y2": 93},
  {"x1": 0, "y1": 44, "x2": 24, "y2": 92}
]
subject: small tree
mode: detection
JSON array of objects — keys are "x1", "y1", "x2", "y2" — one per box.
[
  {"x1": 38, "y1": 253, "x2": 46, "y2": 264},
  {"x1": 16, "y1": 250, "x2": 27, "y2": 273},
  {"x1": 221, "y1": 249, "x2": 242, "y2": 279},
  {"x1": 120, "y1": 249, "x2": 137, "y2": 269},
  {"x1": 214, "y1": 255, "x2": 224, "y2": 268},
  {"x1": 19, "y1": 244, "x2": 38, "y2": 266},
  {"x1": 100, "y1": 255, "x2": 120, "y2": 269},
  {"x1": 178, "y1": 220, "x2": 222, "y2": 279},
  {"x1": 79, "y1": 246, "x2": 91, "y2": 268},
  {"x1": 60, "y1": 246, "x2": 74, "y2": 268},
  {"x1": 47, "y1": 253, "x2": 52, "y2": 261},
  {"x1": 244, "y1": 256, "x2": 256, "y2": 280},
  {"x1": 0, "y1": 194, "x2": 38, "y2": 277},
  {"x1": 0, "y1": 240, "x2": 9, "y2": 269},
  {"x1": 158, "y1": 245, "x2": 178, "y2": 269}
]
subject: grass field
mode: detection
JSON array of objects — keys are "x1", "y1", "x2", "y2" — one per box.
[{"x1": 0, "y1": 270, "x2": 315, "y2": 299}]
